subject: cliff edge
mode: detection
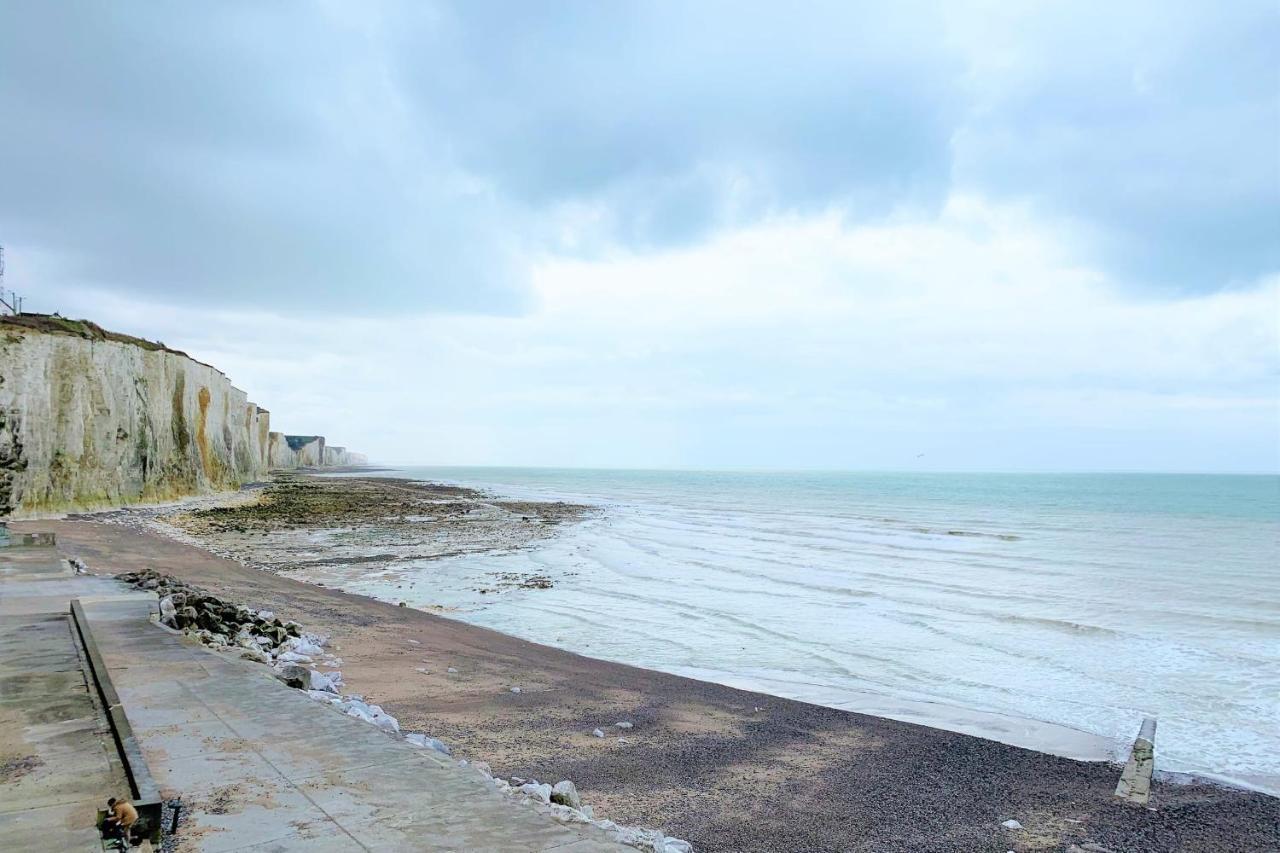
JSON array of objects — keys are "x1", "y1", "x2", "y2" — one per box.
[{"x1": 0, "y1": 314, "x2": 365, "y2": 517}]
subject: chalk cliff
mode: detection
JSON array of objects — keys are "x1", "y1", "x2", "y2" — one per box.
[{"x1": 0, "y1": 314, "x2": 365, "y2": 517}]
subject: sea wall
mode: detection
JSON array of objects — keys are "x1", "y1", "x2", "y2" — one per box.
[{"x1": 0, "y1": 316, "x2": 364, "y2": 517}]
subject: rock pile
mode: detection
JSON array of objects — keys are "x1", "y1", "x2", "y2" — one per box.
[
  {"x1": 480, "y1": 766, "x2": 693, "y2": 853},
  {"x1": 116, "y1": 570, "x2": 313, "y2": 661}
]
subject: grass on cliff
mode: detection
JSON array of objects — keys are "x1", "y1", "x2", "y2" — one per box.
[{"x1": 0, "y1": 313, "x2": 195, "y2": 359}]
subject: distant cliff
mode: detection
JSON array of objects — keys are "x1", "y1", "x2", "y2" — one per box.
[{"x1": 0, "y1": 314, "x2": 366, "y2": 517}]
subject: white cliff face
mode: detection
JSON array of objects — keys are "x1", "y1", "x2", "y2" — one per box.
[{"x1": 0, "y1": 321, "x2": 362, "y2": 516}]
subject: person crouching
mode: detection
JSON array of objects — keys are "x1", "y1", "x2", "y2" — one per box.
[{"x1": 103, "y1": 797, "x2": 138, "y2": 847}]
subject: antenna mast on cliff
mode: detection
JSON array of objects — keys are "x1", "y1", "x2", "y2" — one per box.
[{"x1": 0, "y1": 246, "x2": 24, "y2": 316}]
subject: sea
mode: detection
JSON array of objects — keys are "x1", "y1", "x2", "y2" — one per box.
[{"x1": 328, "y1": 468, "x2": 1280, "y2": 794}]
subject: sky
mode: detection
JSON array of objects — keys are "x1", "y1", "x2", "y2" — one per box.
[{"x1": 1, "y1": 1, "x2": 1277, "y2": 472}]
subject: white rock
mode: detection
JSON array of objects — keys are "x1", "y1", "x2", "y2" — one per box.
[
  {"x1": 278, "y1": 651, "x2": 313, "y2": 664},
  {"x1": 405, "y1": 733, "x2": 451, "y2": 755},
  {"x1": 615, "y1": 721, "x2": 633, "y2": 729},
  {"x1": 258, "y1": 611, "x2": 275, "y2": 621},
  {"x1": 580, "y1": 805, "x2": 593, "y2": 819},
  {"x1": 283, "y1": 636, "x2": 325, "y2": 657},
  {"x1": 415, "y1": 667, "x2": 429, "y2": 674},
  {"x1": 1001, "y1": 819, "x2": 1023, "y2": 830},
  {"x1": 159, "y1": 595, "x2": 177, "y2": 621},
  {"x1": 239, "y1": 648, "x2": 271, "y2": 664},
  {"x1": 510, "y1": 686, "x2": 522, "y2": 694},
  {"x1": 447, "y1": 667, "x2": 458, "y2": 673},
  {"x1": 519, "y1": 782, "x2": 552, "y2": 804},
  {"x1": 592, "y1": 728, "x2": 605, "y2": 738},
  {"x1": 308, "y1": 670, "x2": 339, "y2": 694},
  {"x1": 664, "y1": 840, "x2": 693, "y2": 853},
  {"x1": 549, "y1": 804, "x2": 586, "y2": 823},
  {"x1": 372, "y1": 713, "x2": 400, "y2": 734},
  {"x1": 345, "y1": 706, "x2": 375, "y2": 724},
  {"x1": 550, "y1": 780, "x2": 581, "y2": 809},
  {"x1": 407, "y1": 638, "x2": 421, "y2": 645},
  {"x1": 306, "y1": 689, "x2": 343, "y2": 705}
]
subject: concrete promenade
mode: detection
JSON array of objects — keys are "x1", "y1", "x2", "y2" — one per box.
[
  {"x1": 1, "y1": 540, "x2": 628, "y2": 852},
  {"x1": 82, "y1": 595, "x2": 628, "y2": 852},
  {"x1": 0, "y1": 542, "x2": 139, "y2": 850}
]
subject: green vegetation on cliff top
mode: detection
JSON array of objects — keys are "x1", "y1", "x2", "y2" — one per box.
[{"x1": 0, "y1": 313, "x2": 213, "y2": 367}]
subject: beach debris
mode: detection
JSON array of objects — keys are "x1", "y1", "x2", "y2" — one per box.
[
  {"x1": 510, "y1": 686, "x2": 522, "y2": 694},
  {"x1": 447, "y1": 666, "x2": 458, "y2": 673},
  {"x1": 592, "y1": 728, "x2": 605, "y2": 738},
  {"x1": 414, "y1": 667, "x2": 430, "y2": 674},
  {"x1": 406, "y1": 638, "x2": 421, "y2": 645},
  {"x1": 1001, "y1": 819, "x2": 1023, "y2": 830},
  {"x1": 615, "y1": 721, "x2": 633, "y2": 729}
]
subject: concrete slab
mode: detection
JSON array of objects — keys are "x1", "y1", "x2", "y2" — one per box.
[
  {"x1": 0, "y1": 609, "x2": 129, "y2": 851},
  {"x1": 78, "y1": 597, "x2": 628, "y2": 851}
]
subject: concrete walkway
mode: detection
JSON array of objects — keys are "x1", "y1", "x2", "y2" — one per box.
[
  {"x1": 0, "y1": 544, "x2": 134, "y2": 851},
  {"x1": 80, "y1": 595, "x2": 626, "y2": 852}
]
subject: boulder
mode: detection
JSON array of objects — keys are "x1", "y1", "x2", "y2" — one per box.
[
  {"x1": 274, "y1": 664, "x2": 310, "y2": 690},
  {"x1": 405, "y1": 733, "x2": 451, "y2": 755},
  {"x1": 240, "y1": 648, "x2": 271, "y2": 664},
  {"x1": 550, "y1": 781, "x2": 581, "y2": 809},
  {"x1": 306, "y1": 690, "x2": 343, "y2": 705},
  {"x1": 592, "y1": 729, "x2": 605, "y2": 738},
  {"x1": 519, "y1": 783, "x2": 552, "y2": 804},
  {"x1": 308, "y1": 670, "x2": 339, "y2": 694}
]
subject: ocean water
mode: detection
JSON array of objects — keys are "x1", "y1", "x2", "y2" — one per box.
[{"x1": 333, "y1": 468, "x2": 1280, "y2": 793}]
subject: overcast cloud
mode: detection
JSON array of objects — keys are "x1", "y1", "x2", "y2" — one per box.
[{"x1": 1, "y1": 2, "x2": 1276, "y2": 470}]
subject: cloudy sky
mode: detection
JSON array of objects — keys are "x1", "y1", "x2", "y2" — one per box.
[{"x1": 2, "y1": 1, "x2": 1276, "y2": 471}]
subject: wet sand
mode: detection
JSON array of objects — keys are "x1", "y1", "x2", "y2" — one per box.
[{"x1": 17, "y1": 481, "x2": 1279, "y2": 852}]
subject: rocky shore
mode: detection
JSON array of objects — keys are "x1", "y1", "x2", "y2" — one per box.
[
  {"x1": 87, "y1": 472, "x2": 591, "y2": 591},
  {"x1": 24, "y1": 478, "x2": 1280, "y2": 853}
]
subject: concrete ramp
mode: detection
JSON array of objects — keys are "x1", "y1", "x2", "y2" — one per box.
[
  {"x1": 79, "y1": 597, "x2": 625, "y2": 851},
  {"x1": 0, "y1": 610, "x2": 130, "y2": 850}
]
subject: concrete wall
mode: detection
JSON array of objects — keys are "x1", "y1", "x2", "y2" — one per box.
[{"x1": 0, "y1": 320, "x2": 364, "y2": 517}]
